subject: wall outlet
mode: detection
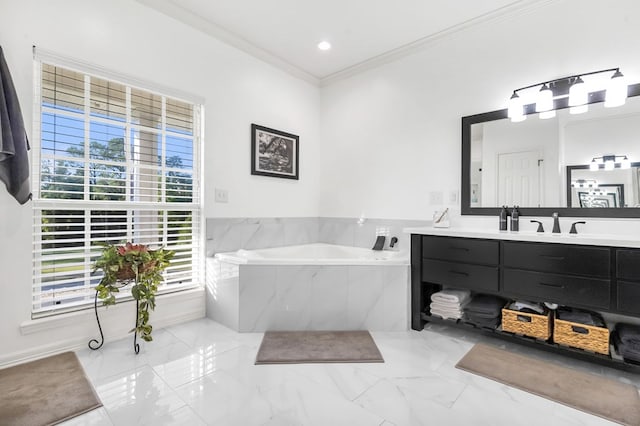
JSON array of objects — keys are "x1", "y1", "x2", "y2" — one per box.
[
  {"x1": 214, "y1": 188, "x2": 229, "y2": 203},
  {"x1": 429, "y1": 191, "x2": 443, "y2": 205}
]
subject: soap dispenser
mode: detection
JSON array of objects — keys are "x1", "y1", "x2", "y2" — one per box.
[
  {"x1": 510, "y1": 206, "x2": 520, "y2": 232},
  {"x1": 499, "y1": 205, "x2": 508, "y2": 231}
]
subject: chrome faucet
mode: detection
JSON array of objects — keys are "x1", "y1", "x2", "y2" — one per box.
[{"x1": 552, "y1": 212, "x2": 561, "y2": 233}]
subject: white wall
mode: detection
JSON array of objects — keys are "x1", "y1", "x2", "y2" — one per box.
[
  {"x1": 319, "y1": 0, "x2": 640, "y2": 222},
  {"x1": 0, "y1": 0, "x2": 320, "y2": 364}
]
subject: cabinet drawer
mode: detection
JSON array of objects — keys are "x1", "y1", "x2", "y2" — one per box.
[
  {"x1": 503, "y1": 269, "x2": 610, "y2": 309},
  {"x1": 503, "y1": 242, "x2": 610, "y2": 278},
  {"x1": 422, "y1": 236, "x2": 499, "y2": 265},
  {"x1": 616, "y1": 250, "x2": 640, "y2": 280},
  {"x1": 617, "y1": 281, "x2": 640, "y2": 316},
  {"x1": 422, "y1": 259, "x2": 499, "y2": 292}
]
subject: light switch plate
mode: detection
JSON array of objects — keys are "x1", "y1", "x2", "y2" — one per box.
[{"x1": 215, "y1": 188, "x2": 229, "y2": 203}]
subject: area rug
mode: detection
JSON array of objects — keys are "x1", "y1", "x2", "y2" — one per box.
[
  {"x1": 0, "y1": 352, "x2": 102, "y2": 426},
  {"x1": 456, "y1": 343, "x2": 640, "y2": 426},
  {"x1": 255, "y1": 330, "x2": 384, "y2": 364}
]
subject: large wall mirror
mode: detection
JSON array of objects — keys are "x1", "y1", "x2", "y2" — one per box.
[{"x1": 461, "y1": 83, "x2": 640, "y2": 217}]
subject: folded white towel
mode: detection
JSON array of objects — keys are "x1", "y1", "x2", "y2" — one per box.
[
  {"x1": 430, "y1": 299, "x2": 470, "y2": 310},
  {"x1": 431, "y1": 305, "x2": 465, "y2": 316},
  {"x1": 430, "y1": 309, "x2": 464, "y2": 320},
  {"x1": 431, "y1": 289, "x2": 471, "y2": 304}
]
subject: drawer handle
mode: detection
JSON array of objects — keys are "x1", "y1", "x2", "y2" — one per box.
[
  {"x1": 448, "y1": 270, "x2": 469, "y2": 277},
  {"x1": 448, "y1": 246, "x2": 470, "y2": 252},
  {"x1": 516, "y1": 315, "x2": 532, "y2": 323},
  {"x1": 539, "y1": 255, "x2": 565, "y2": 261},
  {"x1": 571, "y1": 325, "x2": 589, "y2": 334},
  {"x1": 539, "y1": 282, "x2": 564, "y2": 289}
]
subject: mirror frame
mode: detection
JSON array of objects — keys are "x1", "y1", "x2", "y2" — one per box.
[{"x1": 461, "y1": 83, "x2": 640, "y2": 217}]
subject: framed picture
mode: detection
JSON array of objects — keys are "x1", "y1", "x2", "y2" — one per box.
[
  {"x1": 578, "y1": 191, "x2": 616, "y2": 208},
  {"x1": 251, "y1": 124, "x2": 299, "y2": 180}
]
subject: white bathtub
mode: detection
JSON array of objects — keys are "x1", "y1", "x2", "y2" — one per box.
[
  {"x1": 206, "y1": 243, "x2": 410, "y2": 332},
  {"x1": 215, "y1": 243, "x2": 409, "y2": 265}
]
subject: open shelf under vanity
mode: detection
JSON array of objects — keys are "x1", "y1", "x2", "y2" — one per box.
[{"x1": 410, "y1": 232, "x2": 640, "y2": 373}]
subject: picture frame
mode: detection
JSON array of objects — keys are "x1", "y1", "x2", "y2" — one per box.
[
  {"x1": 578, "y1": 191, "x2": 616, "y2": 208},
  {"x1": 251, "y1": 124, "x2": 299, "y2": 180}
]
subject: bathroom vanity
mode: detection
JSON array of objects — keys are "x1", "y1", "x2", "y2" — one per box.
[{"x1": 407, "y1": 228, "x2": 640, "y2": 371}]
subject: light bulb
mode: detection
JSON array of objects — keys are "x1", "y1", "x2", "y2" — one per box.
[
  {"x1": 621, "y1": 156, "x2": 631, "y2": 169},
  {"x1": 508, "y1": 92, "x2": 526, "y2": 122},
  {"x1": 539, "y1": 110, "x2": 556, "y2": 119},
  {"x1": 570, "y1": 104, "x2": 588, "y2": 115},
  {"x1": 317, "y1": 41, "x2": 332, "y2": 51},
  {"x1": 536, "y1": 83, "x2": 554, "y2": 112},
  {"x1": 604, "y1": 159, "x2": 615, "y2": 171},
  {"x1": 605, "y1": 70, "x2": 627, "y2": 108},
  {"x1": 569, "y1": 76, "x2": 588, "y2": 107},
  {"x1": 590, "y1": 160, "x2": 599, "y2": 171}
]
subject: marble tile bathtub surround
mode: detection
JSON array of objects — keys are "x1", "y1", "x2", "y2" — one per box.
[
  {"x1": 205, "y1": 217, "x2": 430, "y2": 255},
  {"x1": 319, "y1": 217, "x2": 430, "y2": 251},
  {"x1": 205, "y1": 217, "x2": 318, "y2": 256},
  {"x1": 207, "y1": 263, "x2": 409, "y2": 332}
]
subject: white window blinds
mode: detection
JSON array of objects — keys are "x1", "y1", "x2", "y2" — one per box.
[{"x1": 32, "y1": 61, "x2": 202, "y2": 316}]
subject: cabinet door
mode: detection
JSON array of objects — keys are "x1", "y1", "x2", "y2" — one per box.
[
  {"x1": 617, "y1": 280, "x2": 640, "y2": 316},
  {"x1": 503, "y1": 242, "x2": 610, "y2": 278},
  {"x1": 422, "y1": 259, "x2": 499, "y2": 292},
  {"x1": 422, "y1": 236, "x2": 499, "y2": 265},
  {"x1": 617, "y1": 250, "x2": 640, "y2": 281},
  {"x1": 503, "y1": 269, "x2": 610, "y2": 309}
]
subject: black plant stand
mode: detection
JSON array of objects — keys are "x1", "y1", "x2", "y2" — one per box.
[{"x1": 88, "y1": 283, "x2": 140, "y2": 354}]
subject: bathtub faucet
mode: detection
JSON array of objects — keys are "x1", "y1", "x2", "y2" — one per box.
[{"x1": 372, "y1": 235, "x2": 385, "y2": 251}]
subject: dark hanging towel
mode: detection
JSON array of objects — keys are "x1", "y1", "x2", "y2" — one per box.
[{"x1": 0, "y1": 46, "x2": 31, "y2": 204}]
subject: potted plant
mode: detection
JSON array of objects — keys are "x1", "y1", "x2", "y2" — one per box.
[{"x1": 93, "y1": 242, "x2": 174, "y2": 343}]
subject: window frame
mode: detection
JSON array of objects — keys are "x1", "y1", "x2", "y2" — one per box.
[{"x1": 31, "y1": 50, "x2": 205, "y2": 318}]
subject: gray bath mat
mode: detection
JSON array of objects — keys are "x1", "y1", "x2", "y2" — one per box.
[
  {"x1": 456, "y1": 343, "x2": 640, "y2": 426},
  {"x1": 0, "y1": 351, "x2": 102, "y2": 425},
  {"x1": 255, "y1": 330, "x2": 384, "y2": 364}
]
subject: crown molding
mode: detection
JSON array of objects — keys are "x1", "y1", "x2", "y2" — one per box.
[
  {"x1": 319, "y1": 0, "x2": 557, "y2": 87},
  {"x1": 135, "y1": 0, "x2": 321, "y2": 86},
  {"x1": 136, "y1": 0, "x2": 556, "y2": 88}
]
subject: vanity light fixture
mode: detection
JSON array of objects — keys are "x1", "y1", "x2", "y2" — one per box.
[
  {"x1": 589, "y1": 154, "x2": 631, "y2": 171},
  {"x1": 507, "y1": 68, "x2": 628, "y2": 122},
  {"x1": 571, "y1": 179, "x2": 598, "y2": 189},
  {"x1": 507, "y1": 91, "x2": 526, "y2": 122},
  {"x1": 568, "y1": 76, "x2": 588, "y2": 114},
  {"x1": 605, "y1": 70, "x2": 627, "y2": 107},
  {"x1": 535, "y1": 83, "x2": 554, "y2": 113}
]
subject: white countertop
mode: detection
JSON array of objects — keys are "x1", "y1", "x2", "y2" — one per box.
[{"x1": 403, "y1": 226, "x2": 640, "y2": 248}]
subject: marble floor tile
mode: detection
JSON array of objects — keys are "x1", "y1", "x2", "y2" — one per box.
[
  {"x1": 95, "y1": 366, "x2": 188, "y2": 426},
  {"x1": 58, "y1": 407, "x2": 113, "y2": 426},
  {"x1": 65, "y1": 317, "x2": 639, "y2": 426}
]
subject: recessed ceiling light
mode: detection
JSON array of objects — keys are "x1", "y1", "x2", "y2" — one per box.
[{"x1": 317, "y1": 41, "x2": 331, "y2": 51}]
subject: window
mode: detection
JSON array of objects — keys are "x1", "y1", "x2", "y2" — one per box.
[{"x1": 32, "y1": 60, "x2": 202, "y2": 316}]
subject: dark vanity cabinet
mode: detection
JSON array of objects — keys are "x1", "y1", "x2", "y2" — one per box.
[
  {"x1": 502, "y1": 242, "x2": 611, "y2": 311},
  {"x1": 411, "y1": 233, "x2": 640, "y2": 370},
  {"x1": 616, "y1": 249, "x2": 640, "y2": 316}
]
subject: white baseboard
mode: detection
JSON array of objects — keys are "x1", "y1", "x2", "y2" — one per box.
[{"x1": 2, "y1": 289, "x2": 205, "y2": 368}]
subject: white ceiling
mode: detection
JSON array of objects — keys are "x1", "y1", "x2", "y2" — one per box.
[{"x1": 138, "y1": 0, "x2": 551, "y2": 85}]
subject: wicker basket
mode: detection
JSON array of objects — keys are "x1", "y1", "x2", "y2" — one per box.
[
  {"x1": 553, "y1": 317, "x2": 610, "y2": 355},
  {"x1": 502, "y1": 307, "x2": 552, "y2": 340}
]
